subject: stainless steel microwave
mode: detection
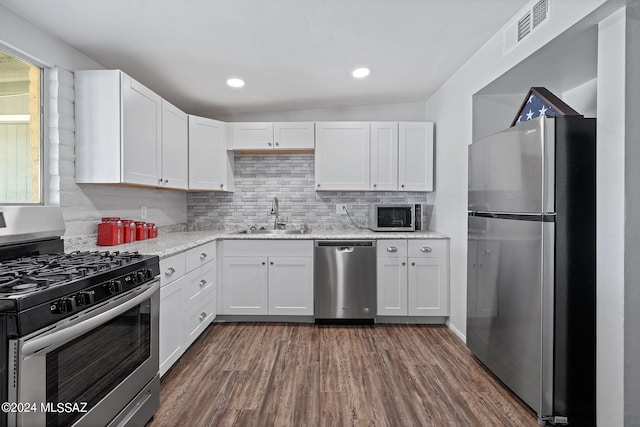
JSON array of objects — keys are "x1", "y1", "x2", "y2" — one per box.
[{"x1": 368, "y1": 204, "x2": 427, "y2": 232}]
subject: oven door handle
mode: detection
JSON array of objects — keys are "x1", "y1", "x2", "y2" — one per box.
[{"x1": 21, "y1": 281, "x2": 159, "y2": 357}]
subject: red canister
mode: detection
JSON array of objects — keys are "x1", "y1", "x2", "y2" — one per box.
[
  {"x1": 135, "y1": 221, "x2": 148, "y2": 240},
  {"x1": 97, "y1": 217, "x2": 121, "y2": 246},
  {"x1": 147, "y1": 223, "x2": 157, "y2": 238},
  {"x1": 122, "y1": 220, "x2": 137, "y2": 243}
]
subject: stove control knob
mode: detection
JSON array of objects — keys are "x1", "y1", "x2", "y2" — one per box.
[
  {"x1": 51, "y1": 298, "x2": 76, "y2": 314},
  {"x1": 144, "y1": 269, "x2": 154, "y2": 280},
  {"x1": 134, "y1": 271, "x2": 145, "y2": 284},
  {"x1": 75, "y1": 291, "x2": 95, "y2": 306},
  {"x1": 107, "y1": 280, "x2": 123, "y2": 295}
]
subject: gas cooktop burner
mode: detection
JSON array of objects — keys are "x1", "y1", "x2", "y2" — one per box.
[{"x1": 0, "y1": 251, "x2": 145, "y2": 295}]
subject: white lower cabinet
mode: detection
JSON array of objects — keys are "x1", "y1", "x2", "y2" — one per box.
[
  {"x1": 159, "y1": 241, "x2": 217, "y2": 377},
  {"x1": 222, "y1": 240, "x2": 314, "y2": 316},
  {"x1": 268, "y1": 257, "x2": 314, "y2": 315},
  {"x1": 222, "y1": 257, "x2": 269, "y2": 315},
  {"x1": 159, "y1": 274, "x2": 185, "y2": 377},
  {"x1": 377, "y1": 239, "x2": 449, "y2": 317}
]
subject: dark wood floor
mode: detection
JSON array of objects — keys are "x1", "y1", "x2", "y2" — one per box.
[{"x1": 150, "y1": 323, "x2": 539, "y2": 427}]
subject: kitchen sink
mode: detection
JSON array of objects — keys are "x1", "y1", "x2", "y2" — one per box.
[{"x1": 236, "y1": 229, "x2": 309, "y2": 235}]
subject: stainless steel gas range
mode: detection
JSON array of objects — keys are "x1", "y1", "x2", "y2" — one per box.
[{"x1": 0, "y1": 207, "x2": 160, "y2": 427}]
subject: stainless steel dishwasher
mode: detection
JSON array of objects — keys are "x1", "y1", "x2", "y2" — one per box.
[{"x1": 314, "y1": 240, "x2": 376, "y2": 323}]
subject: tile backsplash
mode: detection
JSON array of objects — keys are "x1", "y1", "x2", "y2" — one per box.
[{"x1": 187, "y1": 155, "x2": 435, "y2": 229}]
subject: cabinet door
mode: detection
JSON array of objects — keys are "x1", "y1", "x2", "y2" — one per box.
[
  {"x1": 268, "y1": 257, "x2": 313, "y2": 315},
  {"x1": 160, "y1": 275, "x2": 185, "y2": 377},
  {"x1": 407, "y1": 257, "x2": 449, "y2": 316},
  {"x1": 370, "y1": 122, "x2": 398, "y2": 191},
  {"x1": 399, "y1": 122, "x2": 434, "y2": 191},
  {"x1": 231, "y1": 122, "x2": 274, "y2": 149},
  {"x1": 222, "y1": 257, "x2": 268, "y2": 314},
  {"x1": 273, "y1": 122, "x2": 315, "y2": 150},
  {"x1": 377, "y1": 257, "x2": 408, "y2": 315},
  {"x1": 188, "y1": 116, "x2": 232, "y2": 191},
  {"x1": 315, "y1": 122, "x2": 370, "y2": 190},
  {"x1": 122, "y1": 74, "x2": 162, "y2": 186},
  {"x1": 161, "y1": 100, "x2": 188, "y2": 189}
]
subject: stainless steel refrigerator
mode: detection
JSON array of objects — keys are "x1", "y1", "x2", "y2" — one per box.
[{"x1": 467, "y1": 116, "x2": 596, "y2": 426}]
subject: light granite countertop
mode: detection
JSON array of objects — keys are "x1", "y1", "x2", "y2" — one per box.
[{"x1": 65, "y1": 227, "x2": 449, "y2": 259}]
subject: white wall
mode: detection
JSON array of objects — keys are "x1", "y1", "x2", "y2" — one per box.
[
  {"x1": 596, "y1": 8, "x2": 625, "y2": 426},
  {"x1": 424, "y1": 0, "x2": 610, "y2": 341},
  {"x1": 0, "y1": 4, "x2": 188, "y2": 238},
  {"x1": 424, "y1": 0, "x2": 633, "y2": 424},
  {"x1": 623, "y1": 4, "x2": 640, "y2": 424},
  {"x1": 218, "y1": 101, "x2": 426, "y2": 122}
]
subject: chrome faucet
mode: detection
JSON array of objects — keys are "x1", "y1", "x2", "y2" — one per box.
[{"x1": 271, "y1": 197, "x2": 287, "y2": 230}]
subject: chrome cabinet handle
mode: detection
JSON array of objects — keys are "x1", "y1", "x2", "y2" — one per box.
[
  {"x1": 164, "y1": 179, "x2": 168, "y2": 184},
  {"x1": 386, "y1": 247, "x2": 398, "y2": 253},
  {"x1": 401, "y1": 184, "x2": 405, "y2": 188},
  {"x1": 200, "y1": 253, "x2": 207, "y2": 260},
  {"x1": 268, "y1": 142, "x2": 272, "y2": 146},
  {"x1": 199, "y1": 312, "x2": 207, "y2": 322},
  {"x1": 317, "y1": 184, "x2": 321, "y2": 188},
  {"x1": 199, "y1": 279, "x2": 207, "y2": 288},
  {"x1": 165, "y1": 267, "x2": 175, "y2": 275},
  {"x1": 373, "y1": 184, "x2": 377, "y2": 188},
  {"x1": 262, "y1": 261, "x2": 266, "y2": 265},
  {"x1": 270, "y1": 261, "x2": 274, "y2": 265},
  {"x1": 220, "y1": 184, "x2": 224, "y2": 188},
  {"x1": 421, "y1": 247, "x2": 432, "y2": 253},
  {"x1": 275, "y1": 142, "x2": 279, "y2": 146},
  {"x1": 411, "y1": 262, "x2": 416, "y2": 266}
]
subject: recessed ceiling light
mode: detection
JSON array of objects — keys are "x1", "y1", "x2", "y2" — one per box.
[
  {"x1": 352, "y1": 67, "x2": 371, "y2": 78},
  {"x1": 226, "y1": 78, "x2": 245, "y2": 88}
]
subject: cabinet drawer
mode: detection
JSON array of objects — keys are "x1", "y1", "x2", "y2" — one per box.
[
  {"x1": 408, "y1": 239, "x2": 447, "y2": 258},
  {"x1": 186, "y1": 241, "x2": 216, "y2": 272},
  {"x1": 159, "y1": 253, "x2": 186, "y2": 287},
  {"x1": 185, "y1": 289, "x2": 216, "y2": 347},
  {"x1": 184, "y1": 262, "x2": 216, "y2": 310},
  {"x1": 376, "y1": 240, "x2": 408, "y2": 258},
  {"x1": 223, "y1": 240, "x2": 313, "y2": 257}
]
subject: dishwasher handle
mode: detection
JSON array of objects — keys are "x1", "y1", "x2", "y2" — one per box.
[{"x1": 337, "y1": 247, "x2": 354, "y2": 253}]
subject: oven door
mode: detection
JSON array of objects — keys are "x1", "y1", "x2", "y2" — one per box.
[{"x1": 8, "y1": 280, "x2": 159, "y2": 427}]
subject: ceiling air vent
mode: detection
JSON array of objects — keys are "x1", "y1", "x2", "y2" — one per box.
[{"x1": 503, "y1": 0, "x2": 551, "y2": 56}]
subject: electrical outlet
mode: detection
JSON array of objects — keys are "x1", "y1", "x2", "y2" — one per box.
[
  {"x1": 336, "y1": 204, "x2": 347, "y2": 215},
  {"x1": 140, "y1": 205, "x2": 147, "y2": 220}
]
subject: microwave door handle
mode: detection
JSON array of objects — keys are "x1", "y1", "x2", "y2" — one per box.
[{"x1": 21, "y1": 281, "x2": 159, "y2": 357}]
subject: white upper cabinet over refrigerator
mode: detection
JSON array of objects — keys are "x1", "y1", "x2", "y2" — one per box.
[
  {"x1": 188, "y1": 115, "x2": 234, "y2": 191},
  {"x1": 399, "y1": 122, "x2": 434, "y2": 191},
  {"x1": 315, "y1": 122, "x2": 370, "y2": 191},
  {"x1": 231, "y1": 122, "x2": 314, "y2": 150},
  {"x1": 75, "y1": 70, "x2": 188, "y2": 189}
]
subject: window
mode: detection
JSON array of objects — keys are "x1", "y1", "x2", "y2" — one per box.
[{"x1": 0, "y1": 48, "x2": 42, "y2": 204}]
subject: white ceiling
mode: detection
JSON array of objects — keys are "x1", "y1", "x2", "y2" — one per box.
[{"x1": 0, "y1": 0, "x2": 531, "y2": 118}]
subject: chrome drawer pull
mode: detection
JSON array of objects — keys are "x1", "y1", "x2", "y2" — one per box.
[
  {"x1": 199, "y1": 312, "x2": 207, "y2": 322},
  {"x1": 200, "y1": 253, "x2": 207, "y2": 260},
  {"x1": 165, "y1": 267, "x2": 175, "y2": 275},
  {"x1": 386, "y1": 247, "x2": 398, "y2": 253},
  {"x1": 421, "y1": 247, "x2": 432, "y2": 253},
  {"x1": 199, "y1": 279, "x2": 207, "y2": 288}
]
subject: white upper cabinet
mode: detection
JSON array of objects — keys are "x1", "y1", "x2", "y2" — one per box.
[
  {"x1": 231, "y1": 122, "x2": 314, "y2": 150},
  {"x1": 315, "y1": 122, "x2": 370, "y2": 191},
  {"x1": 399, "y1": 122, "x2": 434, "y2": 191},
  {"x1": 370, "y1": 122, "x2": 399, "y2": 191},
  {"x1": 188, "y1": 115, "x2": 234, "y2": 191},
  {"x1": 75, "y1": 70, "x2": 188, "y2": 189},
  {"x1": 160, "y1": 100, "x2": 188, "y2": 189}
]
